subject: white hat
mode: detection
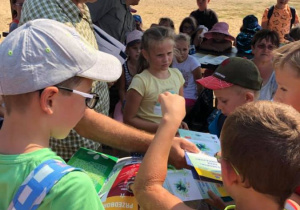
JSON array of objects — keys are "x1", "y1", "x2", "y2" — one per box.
[
  {"x1": 0, "y1": 19, "x2": 122, "y2": 95},
  {"x1": 126, "y1": 30, "x2": 143, "y2": 46}
]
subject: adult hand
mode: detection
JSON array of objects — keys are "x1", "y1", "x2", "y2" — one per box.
[{"x1": 168, "y1": 136, "x2": 199, "y2": 169}]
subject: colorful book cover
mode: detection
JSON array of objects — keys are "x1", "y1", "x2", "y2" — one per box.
[
  {"x1": 68, "y1": 147, "x2": 118, "y2": 193},
  {"x1": 185, "y1": 151, "x2": 222, "y2": 182},
  {"x1": 178, "y1": 129, "x2": 220, "y2": 157}
]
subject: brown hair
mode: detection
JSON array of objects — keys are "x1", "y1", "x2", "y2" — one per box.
[
  {"x1": 251, "y1": 29, "x2": 280, "y2": 48},
  {"x1": 158, "y1": 17, "x2": 175, "y2": 30},
  {"x1": 137, "y1": 26, "x2": 175, "y2": 73},
  {"x1": 273, "y1": 41, "x2": 300, "y2": 77},
  {"x1": 221, "y1": 101, "x2": 300, "y2": 208},
  {"x1": 3, "y1": 76, "x2": 83, "y2": 115},
  {"x1": 179, "y1": 17, "x2": 197, "y2": 34}
]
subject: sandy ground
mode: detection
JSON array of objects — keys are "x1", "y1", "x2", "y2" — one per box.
[{"x1": 0, "y1": 0, "x2": 299, "y2": 43}]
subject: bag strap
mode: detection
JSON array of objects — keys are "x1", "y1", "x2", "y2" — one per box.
[
  {"x1": 267, "y1": 5, "x2": 296, "y2": 28},
  {"x1": 290, "y1": 7, "x2": 296, "y2": 28},
  {"x1": 267, "y1": 5, "x2": 275, "y2": 26},
  {"x1": 8, "y1": 159, "x2": 82, "y2": 210}
]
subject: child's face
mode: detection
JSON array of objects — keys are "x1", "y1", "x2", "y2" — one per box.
[
  {"x1": 182, "y1": 23, "x2": 194, "y2": 36},
  {"x1": 252, "y1": 39, "x2": 276, "y2": 62},
  {"x1": 214, "y1": 86, "x2": 249, "y2": 116},
  {"x1": 175, "y1": 40, "x2": 189, "y2": 63},
  {"x1": 52, "y1": 78, "x2": 93, "y2": 139},
  {"x1": 276, "y1": 0, "x2": 289, "y2": 8},
  {"x1": 143, "y1": 39, "x2": 174, "y2": 72},
  {"x1": 274, "y1": 66, "x2": 300, "y2": 112},
  {"x1": 212, "y1": 33, "x2": 226, "y2": 42},
  {"x1": 12, "y1": 0, "x2": 24, "y2": 16},
  {"x1": 197, "y1": 0, "x2": 210, "y2": 11},
  {"x1": 127, "y1": 42, "x2": 141, "y2": 62}
]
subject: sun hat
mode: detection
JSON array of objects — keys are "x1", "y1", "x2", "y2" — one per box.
[
  {"x1": 197, "y1": 57, "x2": 262, "y2": 90},
  {"x1": 243, "y1": 15, "x2": 261, "y2": 32},
  {"x1": 133, "y1": 14, "x2": 142, "y2": 23},
  {"x1": 126, "y1": 29, "x2": 143, "y2": 46},
  {"x1": 204, "y1": 22, "x2": 235, "y2": 41},
  {"x1": 0, "y1": 19, "x2": 122, "y2": 95}
]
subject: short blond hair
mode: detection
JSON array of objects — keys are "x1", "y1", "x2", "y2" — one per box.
[{"x1": 273, "y1": 41, "x2": 300, "y2": 77}]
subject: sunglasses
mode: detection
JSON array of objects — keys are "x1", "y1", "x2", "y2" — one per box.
[
  {"x1": 56, "y1": 86, "x2": 99, "y2": 109},
  {"x1": 256, "y1": 43, "x2": 276, "y2": 51}
]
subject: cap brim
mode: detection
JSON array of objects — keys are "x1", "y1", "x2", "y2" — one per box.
[
  {"x1": 196, "y1": 76, "x2": 233, "y2": 90},
  {"x1": 77, "y1": 50, "x2": 122, "y2": 82}
]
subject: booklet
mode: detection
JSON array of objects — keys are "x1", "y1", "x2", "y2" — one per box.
[
  {"x1": 178, "y1": 129, "x2": 222, "y2": 182},
  {"x1": 192, "y1": 53, "x2": 229, "y2": 65}
]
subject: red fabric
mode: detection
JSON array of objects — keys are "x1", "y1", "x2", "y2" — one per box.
[
  {"x1": 295, "y1": 186, "x2": 300, "y2": 195},
  {"x1": 12, "y1": 19, "x2": 19, "y2": 24}
]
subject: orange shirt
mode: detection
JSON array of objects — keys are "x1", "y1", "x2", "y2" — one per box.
[{"x1": 262, "y1": 5, "x2": 299, "y2": 43}]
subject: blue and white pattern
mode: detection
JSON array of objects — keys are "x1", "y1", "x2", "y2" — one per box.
[{"x1": 8, "y1": 159, "x2": 82, "y2": 210}]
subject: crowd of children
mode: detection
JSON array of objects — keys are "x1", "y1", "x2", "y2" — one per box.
[{"x1": 2, "y1": 0, "x2": 300, "y2": 209}]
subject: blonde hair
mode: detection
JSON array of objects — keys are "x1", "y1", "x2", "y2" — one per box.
[
  {"x1": 137, "y1": 26, "x2": 175, "y2": 73},
  {"x1": 273, "y1": 41, "x2": 300, "y2": 77},
  {"x1": 231, "y1": 85, "x2": 260, "y2": 100}
]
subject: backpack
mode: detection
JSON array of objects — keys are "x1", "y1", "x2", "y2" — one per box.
[
  {"x1": 8, "y1": 159, "x2": 82, "y2": 210},
  {"x1": 267, "y1": 5, "x2": 296, "y2": 29}
]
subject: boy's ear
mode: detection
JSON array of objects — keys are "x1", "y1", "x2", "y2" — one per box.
[
  {"x1": 245, "y1": 91, "x2": 255, "y2": 102},
  {"x1": 221, "y1": 160, "x2": 239, "y2": 187},
  {"x1": 141, "y1": 49, "x2": 149, "y2": 61},
  {"x1": 39, "y1": 87, "x2": 59, "y2": 114}
]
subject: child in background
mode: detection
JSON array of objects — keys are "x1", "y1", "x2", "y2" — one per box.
[
  {"x1": 261, "y1": 0, "x2": 299, "y2": 44},
  {"x1": 236, "y1": 15, "x2": 261, "y2": 54},
  {"x1": 114, "y1": 30, "x2": 143, "y2": 122},
  {"x1": 0, "y1": 19, "x2": 122, "y2": 209},
  {"x1": 123, "y1": 26, "x2": 186, "y2": 133},
  {"x1": 189, "y1": 0, "x2": 218, "y2": 30},
  {"x1": 198, "y1": 22, "x2": 235, "y2": 52},
  {"x1": 197, "y1": 57, "x2": 262, "y2": 136},
  {"x1": 179, "y1": 17, "x2": 198, "y2": 54},
  {"x1": 251, "y1": 29, "x2": 279, "y2": 100},
  {"x1": 9, "y1": 0, "x2": 24, "y2": 33},
  {"x1": 133, "y1": 14, "x2": 143, "y2": 31},
  {"x1": 158, "y1": 17, "x2": 175, "y2": 30},
  {"x1": 285, "y1": 26, "x2": 300, "y2": 42},
  {"x1": 172, "y1": 33, "x2": 203, "y2": 113},
  {"x1": 132, "y1": 94, "x2": 300, "y2": 210}
]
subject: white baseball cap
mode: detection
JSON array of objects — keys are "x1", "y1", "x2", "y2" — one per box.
[{"x1": 0, "y1": 19, "x2": 122, "y2": 95}]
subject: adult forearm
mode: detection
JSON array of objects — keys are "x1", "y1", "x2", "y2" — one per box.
[
  {"x1": 74, "y1": 109, "x2": 153, "y2": 152},
  {"x1": 123, "y1": 116, "x2": 159, "y2": 133}
]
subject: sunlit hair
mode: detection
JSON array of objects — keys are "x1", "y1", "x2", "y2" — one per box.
[
  {"x1": 3, "y1": 76, "x2": 83, "y2": 115},
  {"x1": 137, "y1": 26, "x2": 175, "y2": 73},
  {"x1": 273, "y1": 41, "x2": 300, "y2": 77},
  {"x1": 221, "y1": 101, "x2": 300, "y2": 208},
  {"x1": 158, "y1": 17, "x2": 175, "y2": 30}
]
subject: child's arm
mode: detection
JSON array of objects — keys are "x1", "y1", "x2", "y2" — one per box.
[
  {"x1": 123, "y1": 89, "x2": 160, "y2": 133},
  {"x1": 192, "y1": 66, "x2": 203, "y2": 94},
  {"x1": 117, "y1": 67, "x2": 126, "y2": 104},
  {"x1": 261, "y1": 8, "x2": 269, "y2": 29},
  {"x1": 132, "y1": 92, "x2": 193, "y2": 210}
]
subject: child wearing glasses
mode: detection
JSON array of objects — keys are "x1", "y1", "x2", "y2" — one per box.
[
  {"x1": 251, "y1": 29, "x2": 280, "y2": 100},
  {"x1": 132, "y1": 93, "x2": 300, "y2": 209},
  {"x1": 0, "y1": 19, "x2": 122, "y2": 209}
]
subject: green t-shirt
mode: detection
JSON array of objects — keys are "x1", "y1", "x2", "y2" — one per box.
[{"x1": 0, "y1": 148, "x2": 104, "y2": 209}]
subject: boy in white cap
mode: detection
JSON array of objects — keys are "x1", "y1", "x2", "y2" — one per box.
[{"x1": 0, "y1": 19, "x2": 122, "y2": 209}]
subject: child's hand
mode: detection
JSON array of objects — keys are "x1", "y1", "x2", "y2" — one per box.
[
  {"x1": 158, "y1": 92, "x2": 186, "y2": 124},
  {"x1": 205, "y1": 190, "x2": 226, "y2": 210},
  {"x1": 179, "y1": 121, "x2": 189, "y2": 130}
]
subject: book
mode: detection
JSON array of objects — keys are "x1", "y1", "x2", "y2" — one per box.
[{"x1": 178, "y1": 129, "x2": 222, "y2": 182}]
